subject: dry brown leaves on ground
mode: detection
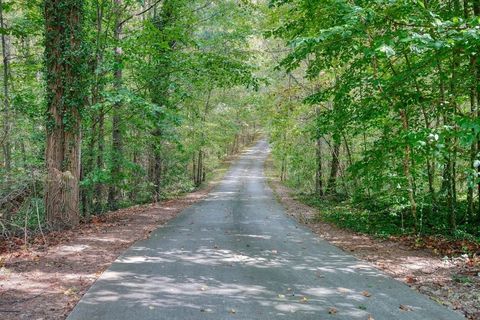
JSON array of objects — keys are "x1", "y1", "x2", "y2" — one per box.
[{"x1": 0, "y1": 186, "x2": 212, "y2": 320}]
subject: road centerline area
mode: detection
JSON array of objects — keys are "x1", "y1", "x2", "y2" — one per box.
[{"x1": 67, "y1": 140, "x2": 464, "y2": 320}]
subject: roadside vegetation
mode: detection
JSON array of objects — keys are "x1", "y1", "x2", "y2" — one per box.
[
  {"x1": 264, "y1": 0, "x2": 480, "y2": 248},
  {"x1": 0, "y1": 0, "x2": 479, "y2": 261},
  {"x1": 0, "y1": 0, "x2": 261, "y2": 241}
]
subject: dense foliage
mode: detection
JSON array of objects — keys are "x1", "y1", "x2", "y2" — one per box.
[
  {"x1": 265, "y1": 0, "x2": 480, "y2": 240},
  {"x1": 0, "y1": 0, "x2": 260, "y2": 234}
]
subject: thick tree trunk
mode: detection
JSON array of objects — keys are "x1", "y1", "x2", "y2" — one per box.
[{"x1": 44, "y1": 0, "x2": 85, "y2": 229}]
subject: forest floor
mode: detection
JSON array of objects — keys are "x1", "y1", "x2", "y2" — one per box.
[
  {"x1": 265, "y1": 158, "x2": 480, "y2": 320},
  {"x1": 0, "y1": 158, "x2": 235, "y2": 320}
]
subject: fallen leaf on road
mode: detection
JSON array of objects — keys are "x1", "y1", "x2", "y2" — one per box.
[
  {"x1": 328, "y1": 307, "x2": 337, "y2": 314},
  {"x1": 367, "y1": 315, "x2": 375, "y2": 320},
  {"x1": 362, "y1": 290, "x2": 371, "y2": 297},
  {"x1": 337, "y1": 287, "x2": 350, "y2": 294},
  {"x1": 300, "y1": 296, "x2": 308, "y2": 303},
  {"x1": 229, "y1": 308, "x2": 236, "y2": 314},
  {"x1": 399, "y1": 304, "x2": 413, "y2": 311},
  {"x1": 278, "y1": 294, "x2": 286, "y2": 299}
]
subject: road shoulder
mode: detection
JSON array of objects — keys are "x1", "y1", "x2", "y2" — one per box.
[
  {"x1": 264, "y1": 156, "x2": 479, "y2": 320},
  {"x1": 0, "y1": 157, "x2": 236, "y2": 320}
]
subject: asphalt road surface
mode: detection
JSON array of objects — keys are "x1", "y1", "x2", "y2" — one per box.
[{"x1": 67, "y1": 140, "x2": 464, "y2": 320}]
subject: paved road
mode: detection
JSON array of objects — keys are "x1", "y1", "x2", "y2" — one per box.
[{"x1": 68, "y1": 140, "x2": 464, "y2": 320}]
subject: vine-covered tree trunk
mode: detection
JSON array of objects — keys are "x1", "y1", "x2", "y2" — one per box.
[{"x1": 44, "y1": 0, "x2": 86, "y2": 229}]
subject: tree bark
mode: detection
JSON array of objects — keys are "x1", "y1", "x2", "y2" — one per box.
[
  {"x1": 472, "y1": 0, "x2": 480, "y2": 222},
  {"x1": 44, "y1": 0, "x2": 85, "y2": 229},
  {"x1": 315, "y1": 138, "x2": 324, "y2": 197},
  {"x1": 400, "y1": 109, "x2": 418, "y2": 230},
  {"x1": 326, "y1": 138, "x2": 341, "y2": 195},
  {"x1": 94, "y1": 110, "x2": 105, "y2": 211},
  {"x1": 0, "y1": 0, "x2": 11, "y2": 173},
  {"x1": 108, "y1": 0, "x2": 124, "y2": 210}
]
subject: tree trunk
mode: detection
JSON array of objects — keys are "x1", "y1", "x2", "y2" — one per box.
[
  {"x1": 326, "y1": 138, "x2": 341, "y2": 195},
  {"x1": 400, "y1": 109, "x2": 418, "y2": 230},
  {"x1": 94, "y1": 110, "x2": 105, "y2": 211},
  {"x1": 44, "y1": 0, "x2": 85, "y2": 229},
  {"x1": 153, "y1": 148, "x2": 162, "y2": 202},
  {"x1": 0, "y1": 0, "x2": 11, "y2": 173},
  {"x1": 472, "y1": 0, "x2": 480, "y2": 222},
  {"x1": 467, "y1": 54, "x2": 477, "y2": 219},
  {"x1": 108, "y1": 0, "x2": 124, "y2": 210},
  {"x1": 191, "y1": 153, "x2": 196, "y2": 185},
  {"x1": 195, "y1": 150, "x2": 203, "y2": 187},
  {"x1": 315, "y1": 138, "x2": 324, "y2": 197},
  {"x1": 81, "y1": 121, "x2": 97, "y2": 217},
  {"x1": 280, "y1": 156, "x2": 286, "y2": 182}
]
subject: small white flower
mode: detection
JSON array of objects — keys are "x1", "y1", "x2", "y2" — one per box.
[{"x1": 473, "y1": 160, "x2": 480, "y2": 168}]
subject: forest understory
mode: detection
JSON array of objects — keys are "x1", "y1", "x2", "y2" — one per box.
[
  {"x1": 265, "y1": 157, "x2": 480, "y2": 320},
  {"x1": 0, "y1": 154, "x2": 238, "y2": 320}
]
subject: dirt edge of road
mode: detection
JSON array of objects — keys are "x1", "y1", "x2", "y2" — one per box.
[
  {"x1": 0, "y1": 155, "x2": 238, "y2": 320},
  {"x1": 264, "y1": 156, "x2": 479, "y2": 320}
]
